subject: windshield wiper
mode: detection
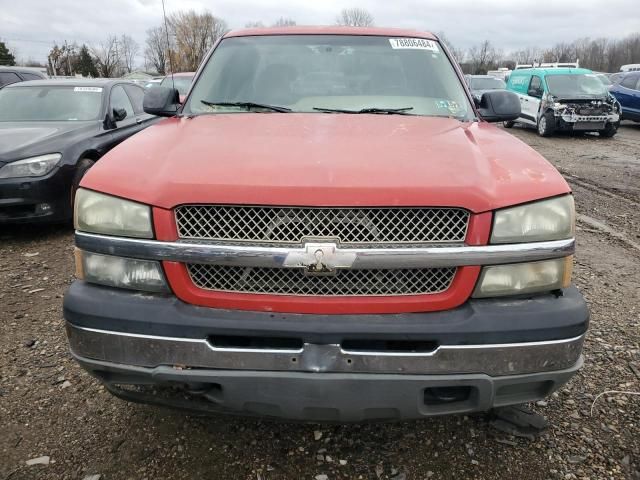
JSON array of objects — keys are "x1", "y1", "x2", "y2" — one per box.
[
  {"x1": 313, "y1": 107, "x2": 414, "y2": 115},
  {"x1": 201, "y1": 101, "x2": 291, "y2": 113}
]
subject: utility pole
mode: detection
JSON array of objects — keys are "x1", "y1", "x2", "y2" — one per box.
[{"x1": 113, "y1": 37, "x2": 119, "y2": 78}]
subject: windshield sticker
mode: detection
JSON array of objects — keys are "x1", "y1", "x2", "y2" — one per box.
[
  {"x1": 389, "y1": 38, "x2": 439, "y2": 52},
  {"x1": 435, "y1": 100, "x2": 461, "y2": 115},
  {"x1": 73, "y1": 87, "x2": 102, "y2": 93}
]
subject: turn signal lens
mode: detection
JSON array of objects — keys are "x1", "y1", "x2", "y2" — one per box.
[
  {"x1": 473, "y1": 257, "x2": 572, "y2": 298},
  {"x1": 76, "y1": 250, "x2": 168, "y2": 293}
]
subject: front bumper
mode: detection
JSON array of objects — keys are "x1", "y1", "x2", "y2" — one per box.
[
  {"x1": 64, "y1": 282, "x2": 588, "y2": 421},
  {"x1": 0, "y1": 166, "x2": 74, "y2": 223},
  {"x1": 555, "y1": 111, "x2": 619, "y2": 131},
  {"x1": 74, "y1": 355, "x2": 583, "y2": 421}
]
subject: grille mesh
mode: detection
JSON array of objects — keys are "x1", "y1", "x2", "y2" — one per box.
[
  {"x1": 187, "y1": 264, "x2": 456, "y2": 296},
  {"x1": 176, "y1": 206, "x2": 469, "y2": 245}
]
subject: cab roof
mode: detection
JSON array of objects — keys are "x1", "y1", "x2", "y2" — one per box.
[
  {"x1": 512, "y1": 67, "x2": 593, "y2": 76},
  {"x1": 225, "y1": 26, "x2": 437, "y2": 40}
]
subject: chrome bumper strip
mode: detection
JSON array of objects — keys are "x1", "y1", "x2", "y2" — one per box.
[
  {"x1": 66, "y1": 323, "x2": 585, "y2": 376},
  {"x1": 75, "y1": 232, "x2": 575, "y2": 269}
]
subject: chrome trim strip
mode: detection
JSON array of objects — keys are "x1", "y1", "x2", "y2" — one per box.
[
  {"x1": 75, "y1": 231, "x2": 575, "y2": 269},
  {"x1": 67, "y1": 324, "x2": 585, "y2": 376}
]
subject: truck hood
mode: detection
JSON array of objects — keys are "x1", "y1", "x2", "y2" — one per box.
[{"x1": 82, "y1": 114, "x2": 569, "y2": 213}]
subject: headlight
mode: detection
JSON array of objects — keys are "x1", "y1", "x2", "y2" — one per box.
[
  {"x1": 473, "y1": 257, "x2": 573, "y2": 298},
  {"x1": 74, "y1": 188, "x2": 153, "y2": 238},
  {"x1": 75, "y1": 250, "x2": 168, "y2": 293},
  {"x1": 0, "y1": 153, "x2": 62, "y2": 179},
  {"x1": 491, "y1": 195, "x2": 574, "y2": 244}
]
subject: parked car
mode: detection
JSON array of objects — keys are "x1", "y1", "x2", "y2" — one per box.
[
  {"x1": 465, "y1": 74, "x2": 507, "y2": 103},
  {"x1": 608, "y1": 72, "x2": 626, "y2": 84},
  {"x1": 505, "y1": 67, "x2": 621, "y2": 137},
  {"x1": 144, "y1": 78, "x2": 163, "y2": 90},
  {"x1": 0, "y1": 66, "x2": 47, "y2": 88},
  {"x1": 65, "y1": 27, "x2": 587, "y2": 422},
  {"x1": 0, "y1": 79, "x2": 157, "y2": 223},
  {"x1": 160, "y1": 72, "x2": 194, "y2": 102},
  {"x1": 609, "y1": 72, "x2": 640, "y2": 122}
]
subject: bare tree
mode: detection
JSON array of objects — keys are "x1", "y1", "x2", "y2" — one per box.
[
  {"x1": 467, "y1": 40, "x2": 500, "y2": 74},
  {"x1": 245, "y1": 21, "x2": 265, "y2": 28},
  {"x1": 273, "y1": 17, "x2": 296, "y2": 27},
  {"x1": 47, "y1": 42, "x2": 79, "y2": 76},
  {"x1": 436, "y1": 32, "x2": 465, "y2": 63},
  {"x1": 144, "y1": 26, "x2": 169, "y2": 75},
  {"x1": 119, "y1": 34, "x2": 139, "y2": 73},
  {"x1": 169, "y1": 10, "x2": 228, "y2": 71},
  {"x1": 91, "y1": 36, "x2": 122, "y2": 78},
  {"x1": 336, "y1": 8, "x2": 374, "y2": 27},
  {"x1": 512, "y1": 47, "x2": 543, "y2": 66},
  {"x1": 507, "y1": 33, "x2": 640, "y2": 72}
]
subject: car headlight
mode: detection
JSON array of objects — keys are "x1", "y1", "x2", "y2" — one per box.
[
  {"x1": 75, "y1": 250, "x2": 168, "y2": 292},
  {"x1": 473, "y1": 257, "x2": 573, "y2": 298},
  {"x1": 491, "y1": 195, "x2": 575, "y2": 244},
  {"x1": 74, "y1": 188, "x2": 153, "y2": 238},
  {"x1": 0, "y1": 153, "x2": 62, "y2": 179}
]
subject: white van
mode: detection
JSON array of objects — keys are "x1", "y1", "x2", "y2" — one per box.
[{"x1": 620, "y1": 64, "x2": 640, "y2": 72}]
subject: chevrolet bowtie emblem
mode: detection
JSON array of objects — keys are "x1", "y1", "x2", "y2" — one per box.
[{"x1": 283, "y1": 242, "x2": 357, "y2": 275}]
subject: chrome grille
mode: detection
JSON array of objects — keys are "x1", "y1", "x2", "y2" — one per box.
[
  {"x1": 175, "y1": 206, "x2": 469, "y2": 245},
  {"x1": 187, "y1": 264, "x2": 456, "y2": 296}
]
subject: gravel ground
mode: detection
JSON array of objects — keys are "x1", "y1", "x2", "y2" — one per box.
[{"x1": 1, "y1": 122, "x2": 639, "y2": 480}]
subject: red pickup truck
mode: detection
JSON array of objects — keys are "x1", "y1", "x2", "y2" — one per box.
[{"x1": 64, "y1": 27, "x2": 587, "y2": 421}]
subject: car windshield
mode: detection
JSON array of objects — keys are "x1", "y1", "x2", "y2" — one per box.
[
  {"x1": 545, "y1": 74, "x2": 608, "y2": 97},
  {"x1": 161, "y1": 75, "x2": 193, "y2": 95},
  {"x1": 185, "y1": 35, "x2": 473, "y2": 119},
  {"x1": 596, "y1": 74, "x2": 612, "y2": 86},
  {"x1": 469, "y1": 77, "x2": 505, "y2": 90},
  {"x1": 0, "y1": 85, "x2": 103, "y2": 121}
]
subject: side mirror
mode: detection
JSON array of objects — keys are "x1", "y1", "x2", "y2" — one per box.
[
  {"x1": 143, "y1": 87, "x2": 180, "y2": 117},
  {"x1": 477, "y1": 90, "x2": 521, "y2": 122},
  {"x1": 528, "y1": 87, "x2": 543, "y2": 98},
  {"x1": 113, "y1": 108, "x2": 127, "y2": 122}
]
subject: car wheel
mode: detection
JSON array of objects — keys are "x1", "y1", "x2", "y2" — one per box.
[
  {"x1": 599, "y1": 122, "x2": 618, "y2": 138},
  {"x1": 71, "y1": 158, "x2": 96, "y2": 209},
  {"x1": 503, "y1": 120, "x2": 515, "y2": 128},
  {"x1": 537, "y1": 111, "x2": 554, "y2": 137}
]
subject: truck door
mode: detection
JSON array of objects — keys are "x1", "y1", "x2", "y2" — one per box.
[
  {"x1": 506, "y1": 72, "x2": 533, "y2": 125},
  {"x1": 617, "y1": 74, "x2": 640, "y2": 120},
  {"x1": 523, "y1": 75, "x2": 543, "y2": 124}
]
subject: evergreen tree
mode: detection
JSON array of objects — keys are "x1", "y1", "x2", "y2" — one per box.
[
  {"x1": 75, "y1": 44, "x2": 98, "y2": 77},
  {"x1": 0, "y1": 42, "x2": 16, "y2": 66}
]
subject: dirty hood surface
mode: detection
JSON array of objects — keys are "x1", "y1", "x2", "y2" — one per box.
[{"x1": 83, "y1": 113, "x2": 569, "y2": 213}]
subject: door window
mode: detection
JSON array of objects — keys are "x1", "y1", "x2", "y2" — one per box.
[
  {"x1": 20, "y1": 73, "x2": 44, "y2": 81},
  {"x1": 123, "y1": 84, "x2": 145, "y2": 114},
  {"x1": 110, "y1": 85, "x2": 135, "y2": 121},
  {"x1": 528, "y1": 76, "x2": 543, "y2": 97},
  {"x1": 620, "y1": 75, "x2": 639, "y2": 90},
  {"x1": 0, "y1": 72, "x2": 21, "y2": 87}
]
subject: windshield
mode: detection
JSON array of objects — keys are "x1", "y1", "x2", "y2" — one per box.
[
  {"x1": 185, "y1": 35, "x2": 472, "y2": 119},
  {"x1": 469, "y1": 77, "x2": 505, "y2": 90},
  {"x1": 161, "y1": 75, "x2": 193, "y2": 95},
  {"x1": 545, "y1": 74, "x2": 608, "y2": 97},
  {"x1": 596, "y1": 74, "x2": 612, "y2": 86},
  {"x1": 0, "y1": 85, "x2": 103, "y2": 122}
]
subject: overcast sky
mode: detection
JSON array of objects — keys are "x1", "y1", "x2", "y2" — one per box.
[{"x1": 3, "y1": 0, "x2": 639, "y2": 65}]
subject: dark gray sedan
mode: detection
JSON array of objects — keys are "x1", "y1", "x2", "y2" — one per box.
[
  {"x1": 0, "y1": 79, "x2": 157, "y2": 223},
  {"x1": 465, "y1": 75, "x2": 507, "y2": 104}
]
